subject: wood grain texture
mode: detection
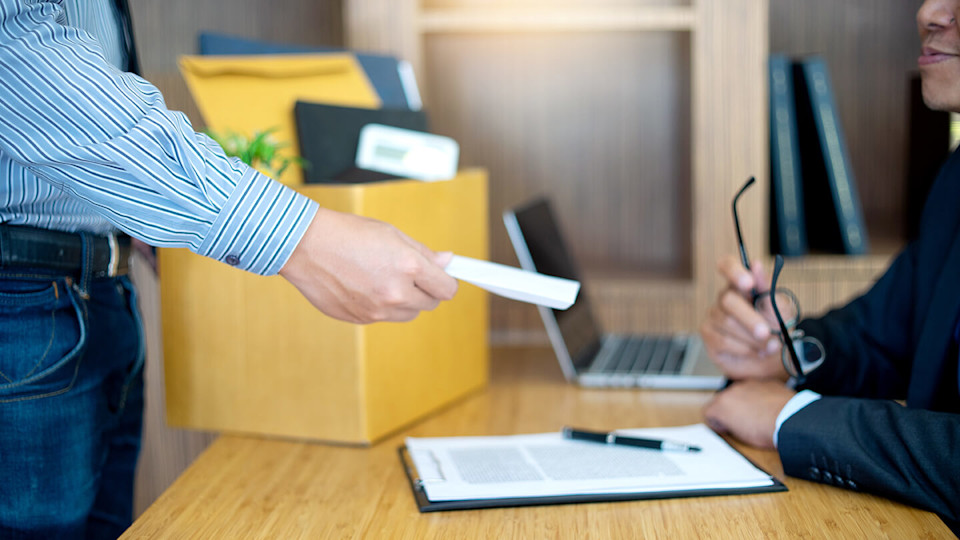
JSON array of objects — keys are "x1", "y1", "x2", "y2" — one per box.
[
  {"x1": 418, "y1": 6, "x2": 697, "y2": 32},
  {"x1": 779, "y1": 254, "x2": 895, "y2": 318},
  {"x1": 123, "y1": 347, "x2": 953, "y2": 539},
  {"x1": 130, "y1": 255, "x2": 216, "y2": 518}
]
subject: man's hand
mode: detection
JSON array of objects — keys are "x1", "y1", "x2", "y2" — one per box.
[
  {"x1": 702, "y1": 380, "x2": 796, "y2": 449},
  {"x1": 700, "y1": 254, "x2": 789, "y2": 381},
  {"x1": 279, "y1": 208, "x2": 459, "y2": 324}
]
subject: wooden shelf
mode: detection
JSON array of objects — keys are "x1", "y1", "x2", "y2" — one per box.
[
  {"x1": 418, "y1": 6, "x2": 696, "y2": 33},
  {"x1": 778, "y1": 254, "x2": 893, "y2": 318},
  {"x1": 346, "y1": 0, "x2": 768, "y2": 337}
]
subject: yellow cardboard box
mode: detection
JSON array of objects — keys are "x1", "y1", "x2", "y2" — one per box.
[{"x1": 160, "y1": 170, "x2": 488, "y2": 444}]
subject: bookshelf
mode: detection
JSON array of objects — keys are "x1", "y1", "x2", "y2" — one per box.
[
  {"x1": 345, "y1": 0, "x2": 769, "y2": 341},
  {"x1": 767, "y1": 0, "x2": 921, "y2": 316}
]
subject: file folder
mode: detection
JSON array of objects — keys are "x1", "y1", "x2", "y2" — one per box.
[
  {"x1": 293, "y1": 101, "x2": 428, "y2": 183},
  {"x1": 178, "y1": 54, "x2": 380, "y2": 184},
  {"x1": 197, "y1": 32, "x2": 417, "y2": 110}
]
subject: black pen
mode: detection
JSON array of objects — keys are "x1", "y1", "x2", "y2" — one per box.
[{"x1": 562, "y1": 427, "x2": 702, "y2": 453}]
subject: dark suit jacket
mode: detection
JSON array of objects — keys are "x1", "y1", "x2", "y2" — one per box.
[{"x1": 780, "y1": 149, "x2": 960, "y2": 531}]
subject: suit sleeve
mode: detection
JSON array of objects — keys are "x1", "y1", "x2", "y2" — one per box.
[
  {"x1": 778, "y1": 397, "x2": 960, "y2": 526},
  {"x1": 795, "y1": 243, "x2": 919, "y2": 399}
]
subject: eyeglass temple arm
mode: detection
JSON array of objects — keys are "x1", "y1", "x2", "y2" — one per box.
[
  {"x1": 732, "y1": 176, "x2": 756, "y2": 271},
  {"x1": 770, "y1": 254, "x2": 804, "y2": 379}
]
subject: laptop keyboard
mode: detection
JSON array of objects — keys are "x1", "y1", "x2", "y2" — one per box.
[{"x1": 590, "y1": 336, "x2": 687, "y2": 375}]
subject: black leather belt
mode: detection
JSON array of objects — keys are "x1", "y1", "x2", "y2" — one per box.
[{"x1": 0, "y1": 225, "x2": 131, "y2": 278}]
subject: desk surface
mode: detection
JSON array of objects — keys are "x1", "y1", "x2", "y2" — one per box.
[{"x1": 124, "y1": 347, "x2": 951, "y2": 538}]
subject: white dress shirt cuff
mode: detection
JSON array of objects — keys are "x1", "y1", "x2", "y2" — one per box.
[{"x1": 773, "y1": 389, "x2": 821, "y2": 448}]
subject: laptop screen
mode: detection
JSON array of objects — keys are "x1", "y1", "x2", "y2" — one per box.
[{"x1": 508, "y1": 198, "x2": 603, "y2": 370}]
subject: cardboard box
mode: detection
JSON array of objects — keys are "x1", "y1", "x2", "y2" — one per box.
[{"x1": 160, "y1": 170, "x2": 488, "y2": 444}]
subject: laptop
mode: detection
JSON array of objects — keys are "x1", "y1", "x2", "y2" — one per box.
[{"x1": 503, "y1": 198, "x2": 724, "y2": 390}]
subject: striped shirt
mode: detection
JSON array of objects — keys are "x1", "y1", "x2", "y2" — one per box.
[{"x1": 0, "y1": 0, "x2": 317, "y2": 275}]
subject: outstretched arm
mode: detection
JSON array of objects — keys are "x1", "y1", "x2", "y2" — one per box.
[{"x1": 0, "y1": 0, "x2": 456, "y2": 322}]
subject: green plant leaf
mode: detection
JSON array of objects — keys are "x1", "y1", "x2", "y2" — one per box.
[{"x1": 203, "y1": 126, "x2": 307, "y2": 178}]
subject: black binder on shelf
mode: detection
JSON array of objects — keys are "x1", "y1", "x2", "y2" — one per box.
[
  {"x1": 793, "y1": 56, "x2": 869, "y2": 255},
  {"x1": 293, "y1": 101, "x2": 429, "y2": 183},
  {"x1": 398, "y1": 425, "x2": 787, "y2": 513},
  {"x1": 769, "y1": 54, "x2": 808, "y2": 256}
]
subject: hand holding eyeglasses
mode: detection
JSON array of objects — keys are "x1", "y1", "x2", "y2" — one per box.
[
  {"x1": 701, "y1": 177, "x2": 825, "y2": 384},
  {"x1": 700, "y1": 254, "x2": 793, "y2": 381}
]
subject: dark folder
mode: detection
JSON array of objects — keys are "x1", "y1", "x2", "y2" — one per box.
[
  {"x1": 793, "y1": 56, "x2": 869, "y2": 255},
  {"x1": 768, "y1": 55, "x2": 808, "y2": 257},
  {"x1": 198, "y1": 32, "x2": 414, "y2": 110},
  {"x1": 293, "y1": 101, "x2": 429, "y2": 183}
]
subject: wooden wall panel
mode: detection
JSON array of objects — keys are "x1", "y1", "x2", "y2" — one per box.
[
  {"x1": 424, "y1": 32, "x2": 693, "y2": 338},
  {"x1": 425, "y1": 0, "x2": 692, "y2": 8},
  {"x1": 426, "y1": 32, "x2": 693, "y2": 273}
]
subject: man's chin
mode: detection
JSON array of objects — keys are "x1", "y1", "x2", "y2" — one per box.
[{"x1": 921, "y1": 79, "x2": 960, "y2": 113}]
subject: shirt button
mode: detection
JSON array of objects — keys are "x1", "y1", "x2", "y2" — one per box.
[{"x1": 225, "y1": 255, "x2": 241, "y2": 266}]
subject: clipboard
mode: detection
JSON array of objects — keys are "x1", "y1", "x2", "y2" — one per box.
[{"x1": 398, "y1": 426, "x2": 787, "y2": 513}]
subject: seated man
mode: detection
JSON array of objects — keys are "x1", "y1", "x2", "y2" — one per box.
[{"x1": 700, "y1": 0, "x2": 958, "y2": 533}]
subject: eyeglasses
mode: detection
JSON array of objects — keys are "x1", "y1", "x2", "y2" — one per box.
[
  {"x1": 733, "y1": 177, "x2": 824, "y2": 383},
  {"x1": 769, "y1": 255, "x2": 825, "y2": 385},
  {"x1": 732, "y1": 177, "x2": 800, "y2": 327}
]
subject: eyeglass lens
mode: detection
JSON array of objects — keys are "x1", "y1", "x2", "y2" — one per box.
[
  {"x1": 753, "y1": 289, "x2": 801, "y2": 330},
  {"x1": 782, "y1": 337, "x2": 826, "y2": 378}
]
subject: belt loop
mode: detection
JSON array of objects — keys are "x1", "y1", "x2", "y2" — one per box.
[{"x1": 76, "y1": 231, "x2": 94, "y2": 300}]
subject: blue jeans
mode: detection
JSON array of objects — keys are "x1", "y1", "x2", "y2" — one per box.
[{"x1": 0, "y1": 265, "x2": 144, "y2": 539}]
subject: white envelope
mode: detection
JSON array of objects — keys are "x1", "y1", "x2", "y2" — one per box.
[{"x1": 444, "y1": 255, "x2": 580, "y2": 310}]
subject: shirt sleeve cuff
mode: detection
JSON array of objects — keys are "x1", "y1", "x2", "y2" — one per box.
[
  {"x1": 773, "y1": 389, "x2": 821, "y2": 448},
  {"x1": 197, "y1": 168, "x2": 318, "y2": 275}
]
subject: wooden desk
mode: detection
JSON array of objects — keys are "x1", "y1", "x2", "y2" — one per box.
[{"x1": 124, "y1": 347, "x2": 951, "y2": 538}]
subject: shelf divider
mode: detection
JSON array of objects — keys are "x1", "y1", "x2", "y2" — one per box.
[{"x1": 418, "y1": 6, "x2": 697, "y2": 33}]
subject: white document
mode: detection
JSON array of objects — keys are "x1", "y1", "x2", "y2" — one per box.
[
  {"x1": 405, "y1": 424, "x2": 775, "y2": 502},
  {"x1": 444, "y1": 255, "x2": 580, "y2": 310}
]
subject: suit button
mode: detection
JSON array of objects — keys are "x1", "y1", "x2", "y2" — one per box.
[
  {"x1": 808, "y1": 467, "x2": 820, "y2": 480},
  {"x1": 847, "y1": 480, "x2": 857, "y2": 490},
  {"x1": 823, "y1": 471, "x2": 833, "y2": 482}
]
